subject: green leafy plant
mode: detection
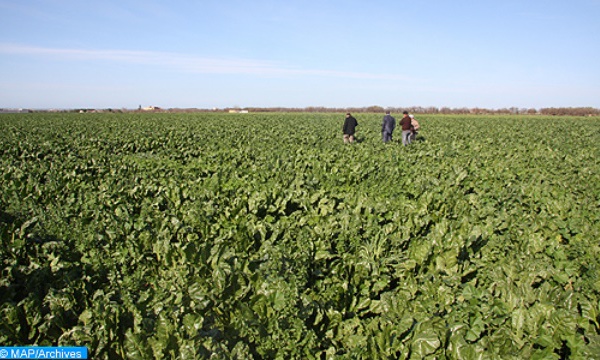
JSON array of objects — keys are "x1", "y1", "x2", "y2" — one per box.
[{"x1": 1, "y1": 113, "x2": 599, "y2": 358}]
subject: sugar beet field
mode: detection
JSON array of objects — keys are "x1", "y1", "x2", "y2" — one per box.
[{"x1": 1, "y1": 113, "x2": 599, "y2": 359}]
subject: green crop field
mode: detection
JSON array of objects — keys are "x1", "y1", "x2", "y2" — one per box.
[{"x1": 1, "y1": 112, "x2": 599, "y2": 359}]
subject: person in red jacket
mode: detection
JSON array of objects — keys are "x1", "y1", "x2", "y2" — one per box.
[{"x1": 399, "y1": 111, "x2": 413, "y2": 146}]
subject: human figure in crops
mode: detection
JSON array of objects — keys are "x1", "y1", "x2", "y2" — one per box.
[
  {"x1": 343, "y1": 112, "x2": 358, "y2": 143},
  {"x1": 381, "y1": 110, "x2": 396, "y2": 143},
  {"x1": 399, "y1": 111, "x2": 413, "y2": 146},
  {"x1": 410, "y1": 114, "x2": 420, "y2": 141}
]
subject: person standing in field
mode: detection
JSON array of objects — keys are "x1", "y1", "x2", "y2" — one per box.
[
  {"x1": 410, "y1": 114, "x2": 420, "y2": 141},
  {"x1": 342, "y1": 112, "x2": 358, "y2": 143},
  {"x1": 400, "y1": 111, "x2": 413, "y2": 146},
  {"x1": 381, "y1": 110, "x2": 396, "y2": 143}
]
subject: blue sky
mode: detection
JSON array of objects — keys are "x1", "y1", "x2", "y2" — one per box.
[{"x1": 1, "y1": 0, "x2": 599, "y2": 109}]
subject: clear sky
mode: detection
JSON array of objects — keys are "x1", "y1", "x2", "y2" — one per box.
[{"x1": 1, "y1": 0, "x2": 599, "y2": 110}]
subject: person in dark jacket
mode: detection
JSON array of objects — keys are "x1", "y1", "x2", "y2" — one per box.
[
  {"x1": 381, "y1": 111, "x2": 396, "y2": 143},
  {"x1": 343, "y1": 113, "x2": 358, "y2": 143},
  {"x1": 399, "y1": 111, "x2": 413, "y2": 146}
]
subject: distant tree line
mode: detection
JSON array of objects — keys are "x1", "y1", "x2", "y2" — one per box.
[
  {"x1": 237, "y1": 106, "x2": 600, "y2": 116},
  {"x1": 25, "y1": 106, "x2": 600, "y2": 116}
]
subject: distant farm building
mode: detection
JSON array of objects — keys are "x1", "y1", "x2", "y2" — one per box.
[{"x1": 140, "y1": 106, "x2": 161, "y2": 111}]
